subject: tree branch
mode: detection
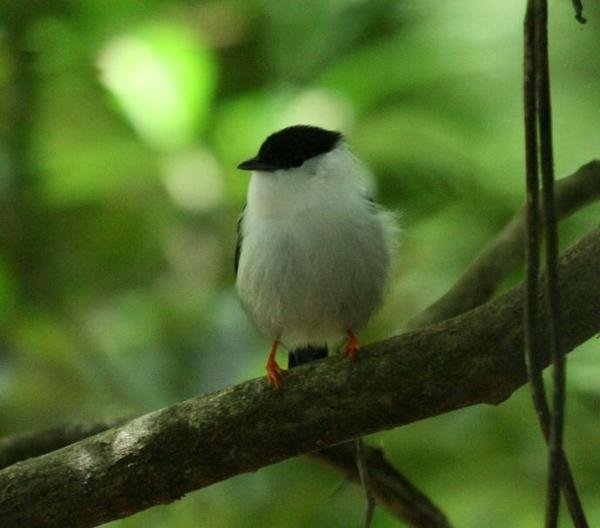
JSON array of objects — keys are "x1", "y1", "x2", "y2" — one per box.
[
  {"x1": 0, "y1": 417, "x2": 130, "y2": 471},
  {"x1": 5, "y1": 165, "x2": 596, "y2": 528},
  {"x1": 0, "y1": 162, "x2": 597, "y2": 527},
  {"x1": 0, "y1": 225, "x2": 598, "y2": 528},
  {"x1": 405, "y1": 160, "x2": 600, "y2": 330},
  {"x1": 0, "y1": 419, "x2": 452, "y2": 528}
]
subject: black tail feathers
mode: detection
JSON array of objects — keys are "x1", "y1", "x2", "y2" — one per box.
[{"x1": 288, "y1": 345, "x2": 328, "y2": 368}]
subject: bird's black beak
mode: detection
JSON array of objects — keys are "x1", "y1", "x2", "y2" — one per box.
[{"x1": 237, "y1": 157, "x2": 278, "y2": 172}]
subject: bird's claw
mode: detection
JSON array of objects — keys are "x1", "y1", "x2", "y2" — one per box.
[
  {"x1": 343, "y1": 331, "x2": 360, "y2": 360},
  {"x1": 266, "y1": 362, "x2": 283, "y2": 388}
]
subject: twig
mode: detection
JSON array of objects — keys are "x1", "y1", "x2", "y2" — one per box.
[
  {"x1": 0, "y1": 225, "x2": 598, "y2": 528},
  {"x1": 404, "y1": 160, "x2": 600, "y2": 330},
  {"x1": 571, "y1": 0, "x2": 587, "y2": 24},
  {"x1": 316, "y1": 443, "x2": 452, "y2": 528},
  {"x1": 290, "y1": 353, "x2": 444, "y2": 526},
  {"x1": 355, "y1": 438, "x2": 376, "y2": 528}
]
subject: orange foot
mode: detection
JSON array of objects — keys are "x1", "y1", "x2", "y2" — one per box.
[
  {"x1": 343, "y1": 330, "x2": 360, "y2": 360},
  {"x1": 266, "y1": 340, "x2": 283, "y2": 388}
]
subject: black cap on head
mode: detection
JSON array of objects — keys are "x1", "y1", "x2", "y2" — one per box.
[{"x1": 238, "y1": 125, "x2": 343, "y2": 171}]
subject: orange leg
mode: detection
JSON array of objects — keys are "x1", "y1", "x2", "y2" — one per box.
[
  {"x1": 343, "y1": 330, "x2": 360, "y2": 360},
  {"x1": 266, "y1": 340, "x2": 283, "y2": 388}
]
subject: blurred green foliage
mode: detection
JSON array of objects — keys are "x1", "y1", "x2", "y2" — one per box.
[{"x1": 1, "y1": 1, "x2": 599, "y2": 527}]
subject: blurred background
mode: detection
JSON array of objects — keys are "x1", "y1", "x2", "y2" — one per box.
[{"x1": 1, "y1": 0, "x2": 599, "y2": 526}]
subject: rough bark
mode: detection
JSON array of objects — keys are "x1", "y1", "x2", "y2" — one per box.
[
  {"x1": 0, "y1": 420, "x2": 452, "y2": 528},
  {"x1": 0, "y1": 418, "x2": 130, "y2": 471},
  {"x1": 0, "y1": 225, "x2": 598, "y2": 528}
]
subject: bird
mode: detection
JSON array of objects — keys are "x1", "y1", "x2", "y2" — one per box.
[{"x1": 235, "y1": 124, "x2": 396, "y2": 387}]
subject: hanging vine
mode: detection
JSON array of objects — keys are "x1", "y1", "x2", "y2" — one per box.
[{"x1": 522, "y1": 1, "x2": 588, "y2": 526}]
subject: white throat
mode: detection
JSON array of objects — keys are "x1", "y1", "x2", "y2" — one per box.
[{"x1": 246, "y1": 144, "x2": 370, "y2": 219}]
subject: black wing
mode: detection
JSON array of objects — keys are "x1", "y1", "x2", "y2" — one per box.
[{"x1": 234, "y1": 206, "x2": 245, "y2": 276}]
